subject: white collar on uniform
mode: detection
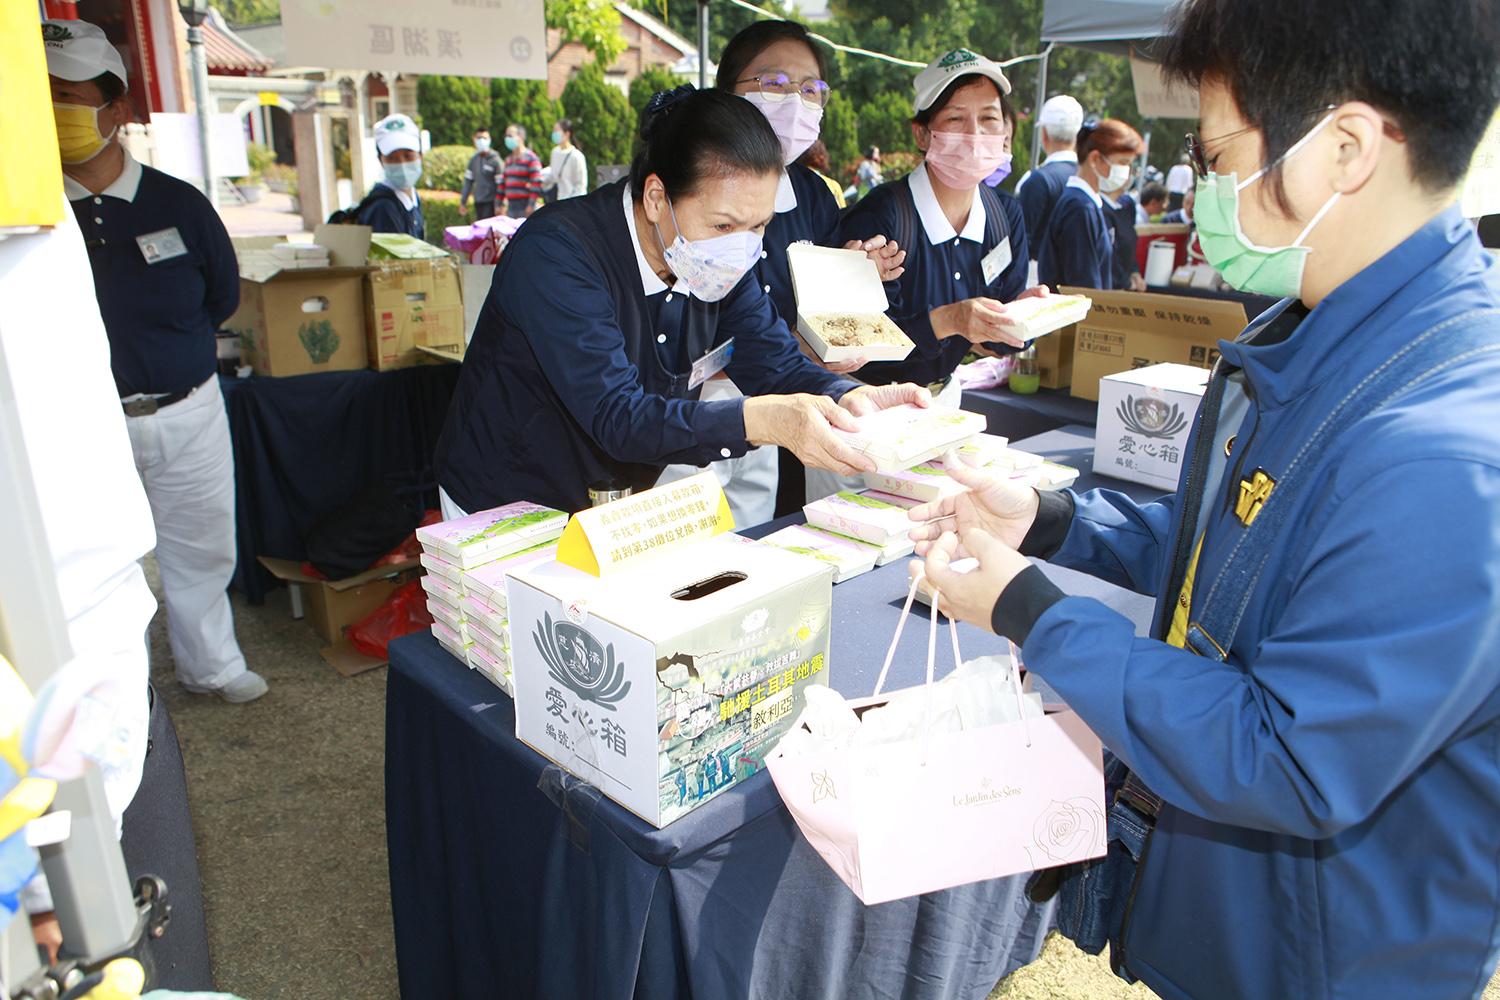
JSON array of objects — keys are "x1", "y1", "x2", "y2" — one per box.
[
  {"x1": 62, "y1": 147, "x2": 143, "y2": 203},
  {"x1": 775, "y1": 168, "x2": 798, "y2": 214},
  {"x1": 389, "y1": 184, "x2": 418, "y2": 210},
  {"x1": 1043, "y1": 150, "x2": 1078, "y2": 165},
  {"x1": 623, "y1": 185, "x2": 686, "y2": 296},
  {"x1": 1065, "y1": 173, "x2": 1104, "y2": 209},
  {"x1": 910, "y1": 162, "x2": 986, "y2": 245}
]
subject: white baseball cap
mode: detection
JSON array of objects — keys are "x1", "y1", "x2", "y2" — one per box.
[
  {"x1": 1037, "y1": 95, "x2": 1084, "y2": 131},
  {"x1": 374, "y1": 113, "x2": 422, "y2": 156},
  {"x1": 913, "y1": 48, "x2": 1011, "y2": 115},
  {"x1": 42, "y1": 20, "x2": 128, "y2": 89}
]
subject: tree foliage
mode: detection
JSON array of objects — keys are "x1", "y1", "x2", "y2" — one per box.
[
  {"x1": 547, "y1": 0, "x2": 629, "y2": 66},
  {"x1": 421, "y1": 145, "x2": 474, "y2": 193},
  {"x1": 217, "y1": 0, "x2": 280, "y2": 27},
  {"x1": 628, "y1": 65, "x2": 683, "y2": 122},
  {"x1": 491, "y1": 78, "x2": 560, "y2": 154},
  {"x1": 415, "y1": 76, "x2": 492, "y2": 147},
  {"x1": 819, "y1": 92, "x2": 860, "y2": 181},
  {"x1": 560, "y1": 60, "x2": 636, "y2": 171}
]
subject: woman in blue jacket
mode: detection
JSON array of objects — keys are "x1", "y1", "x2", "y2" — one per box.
[
  {"x1": 433, "y1": 88, "x2": 925, "y2": 517},
  {"x1": 910, "y1": 0, "x2": 1500, "y2": 997},
  {"x1": 1037, "y1": 118, "x2": 1143, "y2": 291}
]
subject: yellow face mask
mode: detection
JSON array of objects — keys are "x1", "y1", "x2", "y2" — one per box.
[{"x1": 53, "y1": 102, "x2": 117, "y2": 165}]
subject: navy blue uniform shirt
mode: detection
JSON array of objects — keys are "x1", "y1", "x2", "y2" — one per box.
[
  {"x1": 1038, "y1": 180, "x2": 1114, "y2": 291},
  {"x1": 434, "y1": 180, "x2": 856, "y2": 514},
  {"x1": 756, "y1": 164, "x2": 842, "y2": 323},
  {"x1": 357, "y1": 182, "x2": 424, "y2": 238},
  {"x1": 1105, "y1": 193, "x2": 1141, "y2": 288},
  {"x1": 838, "y1": 165, "x2": 1029, "y2": 386},
  {"x1": 1016, "y1": 157, "x2": 1078, "y2": 259},
  {"x1": 67, "y1": 153, "x2": 238, "y2": 397}
]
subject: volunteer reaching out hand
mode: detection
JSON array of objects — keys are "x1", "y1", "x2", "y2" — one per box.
[
  {"x1": 913, "y1": 529, "x2": 1031, "y2": 632},
  {"x1": 906, "y1": 459, "x2": 1041, "y2": 551}
]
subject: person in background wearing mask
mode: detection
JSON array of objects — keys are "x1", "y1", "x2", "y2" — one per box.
[
  {"x1": 910, "y1": 0, "x2": 1500, "y2": 997},
  {"x1": 1015, "y1": 94, "x2": 1084, "y2": 275},
  {"x1": 655, "y1": 20, "x2": 906, "y2": 528},
  {"x1": 1038, "y1": 118, "x2": 1144, "y2": 291},
  {"x1": 547, "y1": 119, "x2": 589, "y2": 201},
  {"x1": 432, "y1": 87, "x2": 928, "y2": 519},
  {"x1": 43, "y1": 20, "x2": 266, "y2": 704},
  {"x1": 358, "y1": 113, "x2": 426, "y2": 238},
  {"x1": 501, "y1": 123, "x2": 543, "y2": 218},
  {"x1": 459, "y1": 127, "x2": 503, "y2": 220}
]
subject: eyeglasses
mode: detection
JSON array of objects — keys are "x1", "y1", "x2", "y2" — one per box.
[
  {"x1": 736, "y1": 72, "x2": 831, "y2": 109},
  {"x1": 1184, "y1": 105, "x2": 1405, "y2": 179}
]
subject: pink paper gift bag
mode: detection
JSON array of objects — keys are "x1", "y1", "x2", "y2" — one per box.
[{"x1": 767, "y1": 576, "x2": 1107, "y2": 905}]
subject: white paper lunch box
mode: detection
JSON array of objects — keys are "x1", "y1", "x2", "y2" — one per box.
[{"x1": 787, "y1": 244, "x2": 916, "y2": 363}]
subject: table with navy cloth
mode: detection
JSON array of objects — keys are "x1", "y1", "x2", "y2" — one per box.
[
  {"x1": 220, "y1": 365, "x2": 460, "y2": 602},
  {"x1": 384, "y1": 428, "x2": 1163, "y2": 1000}
]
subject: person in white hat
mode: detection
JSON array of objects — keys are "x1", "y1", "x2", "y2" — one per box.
[
  {"x1": 1015, "y1": 94, "x2": 1085, "y2": 269},
  {"x1": 43, "y1": 21, "x2": 267, "y2": 705},
  {"x1": 354, "y1": 112, "x2": 426, "y2": 238}
]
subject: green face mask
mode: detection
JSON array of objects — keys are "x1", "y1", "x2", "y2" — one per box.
[{"x1": 1193, "y1": 111, "x2": 1340, "y2": 301}]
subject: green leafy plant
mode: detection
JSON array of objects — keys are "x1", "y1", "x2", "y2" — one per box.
[
  {"x1": 416, "y1": 75, "x2": 493, "y2": 147},
  {"x1": 560, "y1": 61, "x2": 635, "y2": 172},
  {"x1": 820, "y1": 92, "x2": 861, "y2": 180},
  {"x1": 547, "y1": 0, "x2": 628, "y2": 66},
  {"x1": 421, "y1": 145, "x2": 474, "y2": 194},
  {"x1": 298, "y1": 318, "x2": 340, "y2": 364},
  {"x1": 263, "y1": 162, "x2": 298, "y2": 196},
  {"x1": 490, "y1": 78, "x2": 559, "y2": 156},
  {"x1": 417, "y1": 190, "x2": 465, "y2": 245}
]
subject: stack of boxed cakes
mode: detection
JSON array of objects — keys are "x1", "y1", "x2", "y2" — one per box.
[
  {"x1": 415, "y1": 501, "x2": 569, "y2": 694},
  {"x1": 756, "y1": 404, "x2": 1079, "y2": 581}
]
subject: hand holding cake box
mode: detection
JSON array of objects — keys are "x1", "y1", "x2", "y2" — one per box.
[
  {"x1": 995, "y1": 293, "x2": 1092, "y2": 339},
  {"x1": 828, "y1": 403, "x2": 985, "y2": 474},
  {"x1": 787, "y1": 244, "x2": 916, "y2": 363}
]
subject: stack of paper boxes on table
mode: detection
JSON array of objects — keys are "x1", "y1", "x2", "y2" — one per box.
[{"x1": 415, "y1": 502, "x2": 570, "y2": 694}]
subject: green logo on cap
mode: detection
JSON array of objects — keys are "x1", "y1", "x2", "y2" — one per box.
[
  {"x1": 42, "y1": 24, "x2": 75, "y2": 42},
  {"x1": 938, "y1": 48, "x2": 979, "y2": 69}
]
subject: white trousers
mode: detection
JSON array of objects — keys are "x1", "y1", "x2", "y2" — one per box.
[
  {"x1": 126, "y1": 376, "x2": 247, "y2": 689},
  {"x1": 656, "y1": 379, "x2": 779, "y2": 530},
  {"x1": 805, "y1": 376, "x2": 965, "y2": 503}
]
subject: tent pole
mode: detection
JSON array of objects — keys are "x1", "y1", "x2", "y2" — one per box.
[
  {"x1": 1031, "y1": 42, "x2": 1053, "y2": 171},
  {"x1": 698, "y1": 0, "x2": 710, "y2": 89},
  {"x1": 1138, "y1": 118, "x2": 1154, "y2": 195}
]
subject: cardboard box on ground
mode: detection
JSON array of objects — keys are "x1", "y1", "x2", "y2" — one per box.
[
  {"x1": 1094, "y1": 363, "x2": 1210, "y2": 490},
  {"x1": 256, "y1": 555, "x2": 422, "y2": 674},
  {"x1": 1058, "y1": 287, "x2": 1247, "y2": 401}
]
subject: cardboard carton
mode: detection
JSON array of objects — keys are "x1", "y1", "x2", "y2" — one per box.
[
  {"x1": 364, "y1": 257, "x2": 466, "y2": 370},
  {"x1": 1059, "y1": 287, "x2": 1246, "y2": 401},
  {"x1": 508, "y1": 531, "x2": 833, "y2": 828},
  {"x1": 1032, "y1": 326, "x2": 1075, "y2": 389},
  {"x1": 256, "y1": 555, "x2": 421, "y2": 645},
  {"x1": 227, "y1": 267, "x2": 370, "y2": 377},
  {"x1": 1094, "y1": 363, "x2": 1209, "y2": 490},
  {"x1": 787, "y1": 244, "x2": 916, "y2": 363}
]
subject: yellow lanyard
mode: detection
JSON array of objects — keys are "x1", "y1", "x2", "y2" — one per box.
[{"x1": 1166, "y1": 534, "x2": 1204, "y2": 649}]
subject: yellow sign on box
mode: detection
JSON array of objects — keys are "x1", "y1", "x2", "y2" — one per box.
[
  {"x1": 1460, "y1": 105, "x2": 1500, "y2": 220},
  {"x1": 557, "y1": 471, "x2": 736, "y2": 576},
  {"x1": 0, "y1": 13, "x2": 66, "y2": 228}
]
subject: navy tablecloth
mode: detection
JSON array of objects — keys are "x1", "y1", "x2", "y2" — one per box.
[
  {"x1": 961, "y1": 385, "x2": 1099, "y2": 441},
  {"x1": 222, "y1": 366, "x2": 459, "y2": 602}
]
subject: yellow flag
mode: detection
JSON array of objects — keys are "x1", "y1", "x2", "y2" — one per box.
[{"x1": 0, "y1": 11, "x2": 66, "y2": 228}]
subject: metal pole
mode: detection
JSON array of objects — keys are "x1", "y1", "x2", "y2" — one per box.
[
  {"x1": 187, "y1": 25, "x2": 217, "y2": 207},
  {"x1": 1137, "y1": 119, "x2": 1154, "y2": 196},
  {"x1": 697, "y1": 0, "x2": 709, "y2": 90},
  {"x1": 1031, "y1": 42, "x2": 1052, "y2": 171}
]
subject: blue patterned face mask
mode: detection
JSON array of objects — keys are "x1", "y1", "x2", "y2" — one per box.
[
  {"x1": 384, "y1": 158, "x2": 424, "y2": 191},
  {"x1": 1193, "y1": 112, "x2": 1340, "y2": 300},
  {"x1": 654, "y1": 198, "x2": 763, "y2": 302}
]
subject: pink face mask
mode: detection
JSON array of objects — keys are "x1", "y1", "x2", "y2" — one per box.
[
  {"x1": 923, "y1": 131, "x2": 1009, "y2": 190},
  {"x1": 743, "y1": 91, "x2": 823, "y2": 165}
]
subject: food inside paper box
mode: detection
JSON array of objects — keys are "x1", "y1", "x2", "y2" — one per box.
[
  {"x1": 831, "y1": 403, "x2": 985, "y2": 474},
  {"x1": 802, "y1": 312, "x2": 910, "y2": 348},
  {"x1": 997, "y1": 293, "x2": 1092, "y2": 339}
]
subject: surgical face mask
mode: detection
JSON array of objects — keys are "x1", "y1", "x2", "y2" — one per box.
[
  {"x1": 1095, "y1": 157, "x2": 1131, "y2": 193},
  {"x1": 53, "y1": 102, "x2": 117, "y2": 165},
  {"x1": 504, "y1": 136, "x2": 520, "y2": 151},
  {"x1": 923, "y1": 130, "x2": 1009, "y2": 190},
  {"x1": 1193, "y1": 111, "x2": 1339, "y2": 300},
  {"x1": 551, "y1": 130, "x2": 564, "y2": 145},
  {"x1": 653, "y1": 197, "x2": 763, "y2": 302},
  {"x1": 982, "y1": 153, "x2": 1014, "y2": 187},
  {"x1": 742, "y1": 91, "x2": 823, "y2": 165},
  {"x1": 384, "y1": 157, "x2": 423, "y2": 191},
  {"x1": 475, "y1": 137, "x2": 491, "y2": 150}
]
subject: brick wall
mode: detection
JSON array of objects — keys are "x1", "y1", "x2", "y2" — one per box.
[{"x1": 544, "y1": 13, "x2": 689, "y2": 99}]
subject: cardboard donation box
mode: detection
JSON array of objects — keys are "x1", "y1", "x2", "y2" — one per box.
[
  {"x1": 1060, "y1": 287, "x2": 1246, "y2": 401},
  {"x1": 255, "y1": 556, "x2": 422, "y2": 672},
  {"x1": 787, "y1": 244, "x2": 916, "y2": 363},
  {"x1": 365, "y1": 257, "x2": 466, "y2": 370},
  {"x1": 1094, "y1": 363, "x2": 1209, "y2": 490},
  {"x1": 507, "y1": 472, "x2": 834, "y2": 827}
]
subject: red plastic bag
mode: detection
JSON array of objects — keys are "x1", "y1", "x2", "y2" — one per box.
[{"x1": 346, "y1": 580, "x2": 433, "y2": 659}]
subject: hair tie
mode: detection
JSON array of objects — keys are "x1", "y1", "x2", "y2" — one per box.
[{"x1": 647, "y1": 84, "x2": 697, "y2": 116}]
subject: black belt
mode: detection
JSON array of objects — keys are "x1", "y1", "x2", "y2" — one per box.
[{"x1": 122, "y1": 390, "x2": 190, "y2": 417}]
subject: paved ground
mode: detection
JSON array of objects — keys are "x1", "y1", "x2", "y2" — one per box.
[{"x1": 218, "y1": 191, "x2": 309, "y2": 240}]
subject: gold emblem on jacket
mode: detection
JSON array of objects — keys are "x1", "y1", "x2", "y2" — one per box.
[{"x1": 1235, "y1": 469, "x2": 1277, "y2": 527}]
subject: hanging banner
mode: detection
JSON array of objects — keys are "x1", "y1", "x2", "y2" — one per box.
[
  {"x1": 1130, "y1": 56, "x2": 1198, "y2": 120},
  {"x1": 282, "y1": 0, "x2": 546, "y2": 80},
  {"x1": 1, "y1": 18, "x2": 66, "y2": 228}
]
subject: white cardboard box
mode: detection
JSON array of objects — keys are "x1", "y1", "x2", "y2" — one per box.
[
  {"x1": 1094, "y1": 363, "x2": 1209, "y2": 490},
  {"x1": 830, "y1": 403, "x2": 985, "y2": 474},
  {"x1": 507, "y1": 532, "x2": 833, "y2": 828},
  {"x1": 756, "y1": 524, "x2": 881, "y2": 582},
  {"x1": 787, "y1": 244, "x2": 915, "y2": 363},
  {"x1": 861, "y1": 465, "x2": 970, "y2": 503},
  {"x1": 804, "y1": 490, "x2": 918, "y2": 547},
  {"x1": 997, "y1": 293, "x2": 1093, "y2": 339},
  {"x1": 416, "y1": 501, "x2": 568, "y2": 570}
]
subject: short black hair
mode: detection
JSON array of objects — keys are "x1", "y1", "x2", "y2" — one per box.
[
  {"x1": 630, "y1": 87, "x2": 782, "y2": 200},
  {"x1": 474, "y1": 127, "x2": 490, "y2": 137},
  {"x1": 93, "y1": 71, "x2": 127, "y2": 106},
  {"x1": 911, "y1": 73, "x2": 1013, "y2": 129},
  {"x1": 715, "y1": 20, "x2": 827, "y2": 92},
  {"x1": 1141, "y1": 180, "x2": 1168, "y2": 206},
  {"x1": 1160, "y1": 0, "x2": 1500, "y2": 207}
]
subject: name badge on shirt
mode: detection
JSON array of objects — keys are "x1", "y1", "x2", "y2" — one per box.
[
  {"x1": 136, "y1": 228, "x2": 188, "y2": 264},
  {"x1": 982, "y1": 238, "x2": 1012, "y2": 285},
  {"x1": 689, "y1": 339, "x2": 734, "y2": 392}
]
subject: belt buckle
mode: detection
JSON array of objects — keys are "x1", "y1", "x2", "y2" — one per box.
[{"x1": 123, "y1": 397, "x2": 159, "y2": 417}]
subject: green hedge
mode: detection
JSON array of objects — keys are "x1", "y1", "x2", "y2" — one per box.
[
  {"x1": 419, "y1": 190, "x2": 464, "y2": 247},
  {"x1": 422, "y1": 145, "x2": 473, "y2": 195}
]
